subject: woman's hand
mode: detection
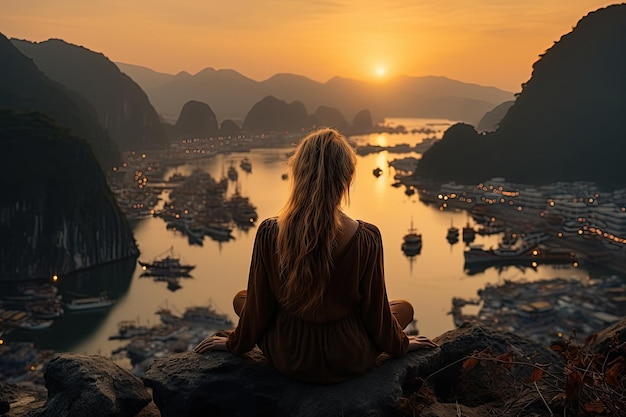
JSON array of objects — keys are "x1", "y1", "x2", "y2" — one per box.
[
  {"x1": 194, "y1": 335, "x2": 229, "y2": 353},
  {"x1": 407, "y1": 335, "x2": 438, "y2": 351}
]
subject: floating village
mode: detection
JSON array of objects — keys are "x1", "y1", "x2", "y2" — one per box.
[{"x1": 2, "y1": 133, "x2": 626, "y2": 384}]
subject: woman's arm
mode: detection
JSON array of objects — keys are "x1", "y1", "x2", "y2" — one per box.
[
  {"x1": 194, "y1": 219, "x2": 277, "y2": 355},
  {"x1": 359, "y1": 226, "x2": 409, "y2": 355},
  {"x1": 226, "y1": 220, "x2": 278, "y2": 354}
]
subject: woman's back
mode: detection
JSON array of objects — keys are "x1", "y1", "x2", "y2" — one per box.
[
  {"x1": 193, "y1": 128, "x2": 435, "y2": 383},
  {"x1": 226, "y1": 218, "x2": 409, "y2": 383}
]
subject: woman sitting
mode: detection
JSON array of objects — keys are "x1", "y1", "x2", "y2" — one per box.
[{"x1": 194, "y1": 127, "x2": 437, "y2": 383}]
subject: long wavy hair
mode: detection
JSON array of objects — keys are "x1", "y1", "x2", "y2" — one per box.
[{"x1": 277, "y1": 127, "x2": 357, "y2": 315}]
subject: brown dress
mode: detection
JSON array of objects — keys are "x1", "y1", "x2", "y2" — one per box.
[{"x1": 225, "y1": 218, "x2": 409, "y2": 384}]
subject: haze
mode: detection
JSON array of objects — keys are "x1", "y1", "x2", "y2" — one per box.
[{"x1": 1, "y1": 0, "x2": 618, "y2": 91}]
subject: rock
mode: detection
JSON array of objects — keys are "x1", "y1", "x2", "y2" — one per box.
[
  {"x1": 32, "y1": 353, "x2": 152, "y2": 417},
  {"x1": 0, "y1": 383, "x2": 47, "y2": 417},
  {"x1": 144, "y1": 349, "x2": 436, "y2": 417},
  {"x1": 12, "y1": 38, "x2": 170, "y2": 151},
  {"x1": 589, "y1": 317, "x2": 626, "y2": 356},
  {"x1": 219, "y1": 119, "x2": 241, "y2": 136},
  {"x1": 352, "y1": 109, "x2": 373, "y2": 132},
  {"x1": 175, "y1": 100, "x2": 220, "y2": 139},
  {"x1": 242, "y1": 96, "x2": 310, "y2": 133},
  {"x1": 426, "y1": 322, "x2": 565, "y2": 404},
  {"x1": 143, "y1": 322, "x2": 564, "y2": 417},
  {"x1": 4, "y1": 320, "x2": 617, "y2": 417}
]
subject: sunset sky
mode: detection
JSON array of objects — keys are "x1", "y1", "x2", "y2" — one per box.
[{"x1": 1, "y1": 1, "x2": 618, "y2": 92}]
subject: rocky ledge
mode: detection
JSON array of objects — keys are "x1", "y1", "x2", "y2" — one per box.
[{"x1": 1, "y1": 320, "x2": 624, "y2": 417}]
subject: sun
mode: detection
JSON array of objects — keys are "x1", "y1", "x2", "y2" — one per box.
[{"x1": 375, "y1": 67, "x2": 386, "y2": 77}]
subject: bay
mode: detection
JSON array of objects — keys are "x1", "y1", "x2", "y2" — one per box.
[{"x1": 9, "y1": 118, "x2": 591, "y2": 359}]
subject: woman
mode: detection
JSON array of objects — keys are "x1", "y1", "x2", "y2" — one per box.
[{"x1": 194, "y1": 127, "x2": 437, "y2": 383}]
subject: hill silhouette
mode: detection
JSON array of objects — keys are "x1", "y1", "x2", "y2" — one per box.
[
  {"x1": 12, "y1": 38, "x2": 169, "y2": 151},
  {"x1": 417, "y1": 4, "x2": 626, "y2": 189},
  {"x1": 0, "y1": 109, "x2": 137, "y2": 278},
  {"x1": 174, "y1": 100, "x2": 220, "y2": 139},
  {"x1": 117, "y1": 64, "x2": 514, "y2": 125},
  {"x1": 0, "y1": 33, "x2": 119, "y2": 169},
  {"x1": 242, "y1": 96, "x2": 309, "y2": 133}
]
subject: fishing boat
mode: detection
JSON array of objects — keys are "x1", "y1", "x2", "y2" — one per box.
[
  {"x1": 462, "y1": 221, "x2": 476, "y2": 243},
  {"x1": 227, "y1": 161, "x2": 238, "y2": 181},
  {"x1": 156, "y1": 302, "x2": 233, "y2": 327},
  {"x1": 402, "y1": 219, "x2": 422, "y2": 256},
  {"x1": 109, "y1": 320, "x2": 152, "y2": 340},
  {"x1": 446, "y1": 220, "x2": 459, "y2": 243},
  {"x1": 63, "y1": 294, "x2": 114, "y2": 311},
  {"x1": 240, "y1": 157, "x2": 252, "y2": 173},
  {"x1": 373, "y1": 167, "x2": 383, "y2": 177},
  {"x1": 183, "y1": 305, "x2": 233, "y2": 327},
  {"x1": 138, "y1": 246, "x2": 195, "y2": 276},
  {"x1": 17, "y1": 319, "x2": 54, "y2": 330},
  {"x1": 17, "y1": 283, "x2": 59, "y2": 299},
  {"x1": 204, "y1": 223, "x2": 234, "y2": 240}
]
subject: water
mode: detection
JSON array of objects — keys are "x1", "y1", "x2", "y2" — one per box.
[{"x1": 9, "y1": 118, "x2": 592, "y2": 358}]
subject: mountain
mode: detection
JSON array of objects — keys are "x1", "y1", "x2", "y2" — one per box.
[
  {"x1": 417, "y1": 4, "x2": 626, "y2": 189},
  {"x1": 12, "y1": 38, "x2": 169, "y2": 151},
  {"x1": 242, "y1": 96, "x2": 309, "y2": 132},
  {"x1": 0, "y1": 109, "x2": 137, "y2": 279},
  {"x1": 116, "y1": 63, "x2": 514, "y2": 125},
  {"x1": 476, "y1": 100, "x2": 514, "y2": 132},
  {"x1": 174, "y1": 100, "x2": 220, "y2": 139},
  {"x1": 310, "y1": 105, "x2": 348, "y2": 131},
  {"x1": 0, "y1": 33, "x2": 119, "y2": 169}
]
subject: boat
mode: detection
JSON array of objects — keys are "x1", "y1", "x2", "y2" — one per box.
[
  {"x1": 476, "y1": 219, "x2": 505, "y2": 235},
  {"x1": 204, "y1": 224, "x2": 234, "y2": 240},
  {"x1": 17, "y1": 283, "x2": 59, "y2": 299},
  {"x1": 183, "y1": 304, "x2": 233, "y2": 327},
  {"x1": 373, "y1": 167, "x2": 383, "y2": 177},
  {"x1": 156, "y1": 302, "x2": 233, "y2": 327},
  {"x1": 239, "y1": 157, "x2": 252, "y2": 173},
  {"x1": 523, "y1": 230, "x2": 551, "y2": 244},
  {"x1": 109, "y1": 320, "x2": 152, "y2": 340},
  {"x1": 446, "y1": 220, "x2": 459, "y2": 243},
  {"x1": 462, "y1": 222, "x2": 476, "y2": 243},
  {"x1": 402, "y1": 219, "x2": 422, "y2": 256},
  {"x1": 26, "y1": 300, "x2": 64, "y2": 319},
  {"x1": 17, "y1": 319, "x2": 54, "y2": 330},
  {"x1": 63, "y1": 294, "x2": 114, "y2": 311},
  {"x1": 227, "y1": 161, "x2": 238, "y2": 181},
  {"x1": 138, "y1": 246, "x2": 195, "y2": 276}
]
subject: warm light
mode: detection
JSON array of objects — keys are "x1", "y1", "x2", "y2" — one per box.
[
  {"x1": 52, "y1": 274, "x2": 58, "y2": 282},
  {"x1": 142, "y1": 266, "x2": 147, "y2": 271},
  {"x1": 375, "y1": 67, "x2": 386, "y2": 77},
  {"x1": 0, "y1": 339, "x2": 4, "y2": 345}
]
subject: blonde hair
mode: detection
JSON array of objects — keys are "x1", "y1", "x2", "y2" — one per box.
[{"x1": 277, "y1": 127, "x2": 357, "y2": 315}]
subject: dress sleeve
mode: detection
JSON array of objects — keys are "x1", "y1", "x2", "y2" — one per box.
[
  {"x1": 359, "y1": 225, "x2": 409, "y2": 356},
  {"x1": 226, "y1": 219, "x2": 278, "y2": 354}
]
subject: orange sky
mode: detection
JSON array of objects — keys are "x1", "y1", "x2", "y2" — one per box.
[{"x1": 1, "y1": 1, "x2": 618, "y2": 92}]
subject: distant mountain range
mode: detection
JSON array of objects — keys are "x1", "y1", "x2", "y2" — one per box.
[
  {"x1": 116, "y1": 63, "x2": 514, "y2": 126},
  {"x1": 12, "y1": 38, "x2": 169, "y2": 151},
  {"x1": 417, "y1": 4, "x2": 626, "y2": 189},
  {"x1": 0, "y1": 33, "x2": 119, "y2": 169}
]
